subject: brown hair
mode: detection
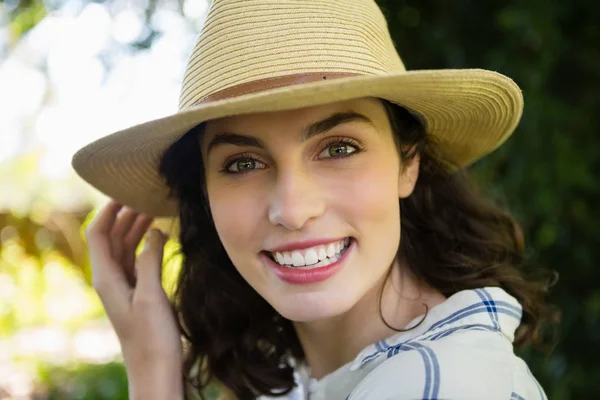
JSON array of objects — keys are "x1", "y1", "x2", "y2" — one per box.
[{"x1": 158, "y1": 99, "x2": 559, "y2": 399}]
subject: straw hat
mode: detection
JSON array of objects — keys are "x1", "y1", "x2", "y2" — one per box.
[{"x1": 72, "y1": 0, "x2": 523, "y2": 218}]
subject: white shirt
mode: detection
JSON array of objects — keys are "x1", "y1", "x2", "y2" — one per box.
[{"x1": 263, "y1": 286, "x2": 547, "y2": 400}]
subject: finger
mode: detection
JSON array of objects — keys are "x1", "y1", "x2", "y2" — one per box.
[
  {"x1": 123, "y1": 213, "x2": 154, "y2": 255},
  {"x1": 90, "y1": 256, "x2": 133, "y2": 331},
  {"x1": 87, "y1": 200, "x2": 123, "y2": 237},
  {"x1": 135, "y1": 229, "x2": 166, "y2": 296},
  {"x1": 86, "y1": 201, "x2": 133, "y2": 320},
  {"x1": 122, "y1": 213, "x2": 154, "y2": 281},
  {"x1": 109, "y1": 208, "x2": 140, "y2": 268},
  {"x1": 111, "y1": 207, "x2": 140, "y2": 243},
  {"x1": 87, "y1": 201, "x2": 129, "y2": 283}
]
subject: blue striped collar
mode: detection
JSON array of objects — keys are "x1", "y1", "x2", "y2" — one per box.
[{"x1": 349, "y1": 286, "x2": 523, "y2": 371}]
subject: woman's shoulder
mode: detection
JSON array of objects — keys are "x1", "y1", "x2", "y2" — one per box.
[{"x1": 347, "y1": 331, "x2": 547, "y2": 400}]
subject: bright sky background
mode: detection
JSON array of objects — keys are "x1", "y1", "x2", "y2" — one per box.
[{"x1": 0, "y1": 0, "x2": 209, "y2": 210}]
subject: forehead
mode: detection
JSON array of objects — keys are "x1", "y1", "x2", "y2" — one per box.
[{"x1": 203, "y1": 97, "x2": 390, "y2": 137}]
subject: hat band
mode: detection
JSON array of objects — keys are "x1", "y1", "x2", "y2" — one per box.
[{"x1": 192, "y1": 72, "x2": 361, "y2": 107}]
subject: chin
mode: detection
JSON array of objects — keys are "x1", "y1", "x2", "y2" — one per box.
[{"x1": 271, "y1": 288, "x2": 360, "y2": 322}]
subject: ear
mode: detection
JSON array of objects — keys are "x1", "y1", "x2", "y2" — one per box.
[{"x1": 398, "y1": 152, "x2": 420, "y2": 199}]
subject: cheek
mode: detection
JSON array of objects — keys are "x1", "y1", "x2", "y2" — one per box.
[
  {"x1": 207, "y1": 181, "x2": 266, "y2": 258},
  {"x1": 333, "y1": 159, "x2": 401, "y2": 227},
  {"x1": 329, "y1": 155, "x2": 402, "y2": 265}
]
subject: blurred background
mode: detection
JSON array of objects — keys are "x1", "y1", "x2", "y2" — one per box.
[{"x1": 0, "y1": 0, "x2": 598, "y2": 398}]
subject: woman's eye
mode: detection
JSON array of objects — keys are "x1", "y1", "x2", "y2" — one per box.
[
  {"x1": 319, "y1": 142, "x2": 358, "y2": 158},
  {"x1": 225, "y1": 158, "x2": 266, "y2": 173}
]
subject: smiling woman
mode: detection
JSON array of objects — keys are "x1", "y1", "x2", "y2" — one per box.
[
  {"x1": 71, "y1": 0, "x2": 558, "y2": 399},
  {"x1": 153, "y1": 97, "x2": 557, "y2": 399}
]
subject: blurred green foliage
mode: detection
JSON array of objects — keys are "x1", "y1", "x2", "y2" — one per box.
[
  {"x1": 34, "y1": 362, "x2": 128, "y2": 400},
  {"x1": 2, "y1": 0, "x2": 598, "y2": 398},
  {"x1": 32, "y1": 362, "x2": 222, "y2": 400}
]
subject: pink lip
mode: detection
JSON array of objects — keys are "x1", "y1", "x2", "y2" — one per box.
[
  {"x1": 261, "y1": 238, "x2": 354, "y2": 285},
  {"x1": 266, "y1": 237, "x2": 349, "y2": 253}
]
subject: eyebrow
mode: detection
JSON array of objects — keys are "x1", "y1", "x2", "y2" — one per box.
[{"x1": 206, "y1": 111, "x2": 374, "y2": 155}]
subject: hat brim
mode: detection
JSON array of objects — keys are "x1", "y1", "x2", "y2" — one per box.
[{"x1": 71, "y1": 68, "x2": 523, "y2": 217}]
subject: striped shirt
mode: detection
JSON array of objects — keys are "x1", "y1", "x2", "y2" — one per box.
[{"x1": 263, "y1": 286, "x2": 547, "y2": 400}]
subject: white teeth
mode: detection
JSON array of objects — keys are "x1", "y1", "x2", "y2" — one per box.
[
  {"x1": 270, "y1": 238, "x2": 352, "y2": 268},
  {"x1": 304, "y1": 249, "x2": 319, "y2": 265},
  {"x1": 275, "y1": 252, "x2": 284, "y2": 264},
  {"x1": 326, "y1": 243, "x2": 336, "y2": 258},
  {"x1": 318, "y1": 257, "x2": 332, "y2": 267},
  {"x1": 291, "y1": 251, "x2": 304, "y2": 267},
  {"x1": 318, "y1": 248, "x2": 328, "y2": 261}
]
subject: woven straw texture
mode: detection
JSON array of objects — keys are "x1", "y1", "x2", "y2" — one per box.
[{"x1": 72, "y1": 0, "x2": 523, "y2": 217}]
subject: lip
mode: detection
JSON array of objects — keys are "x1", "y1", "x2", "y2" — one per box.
[
  {"x1": 261, "y1": 238, "x2": 354, "y2": 285},
  {"x1": 265, "y1": 237, "x2": 349, "y2": 253}
]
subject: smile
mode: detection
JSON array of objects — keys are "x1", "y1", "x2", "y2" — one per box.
[{"x1": 267, "y1": 237, "x2": 352, "y2": 269}]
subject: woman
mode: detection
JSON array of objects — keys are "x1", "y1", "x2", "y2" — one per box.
[{"x1": 74, "y1": 0, "x2": 558, "y2": 399}]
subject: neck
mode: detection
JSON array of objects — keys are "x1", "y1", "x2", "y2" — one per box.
[{"x1": 293, "y1": 259, "x2": 446, "y2": 380}]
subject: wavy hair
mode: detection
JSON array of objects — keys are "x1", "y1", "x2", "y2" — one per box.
[{"x1": 158, "y1": 99, "x2": 559, "y2": 399}]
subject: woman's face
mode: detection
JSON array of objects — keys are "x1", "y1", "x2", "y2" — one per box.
[{"x1": 200, "y1": 97, "x2": 419, "y2": 321}]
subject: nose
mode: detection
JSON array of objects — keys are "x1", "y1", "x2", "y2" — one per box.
[{"x1": 267, "y1": 167, "x2": 326, "y2": 230}]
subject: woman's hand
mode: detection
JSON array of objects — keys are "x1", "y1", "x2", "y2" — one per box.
[{"x1": 86, "y1": 200, "x2": 183, "y2": 399}]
